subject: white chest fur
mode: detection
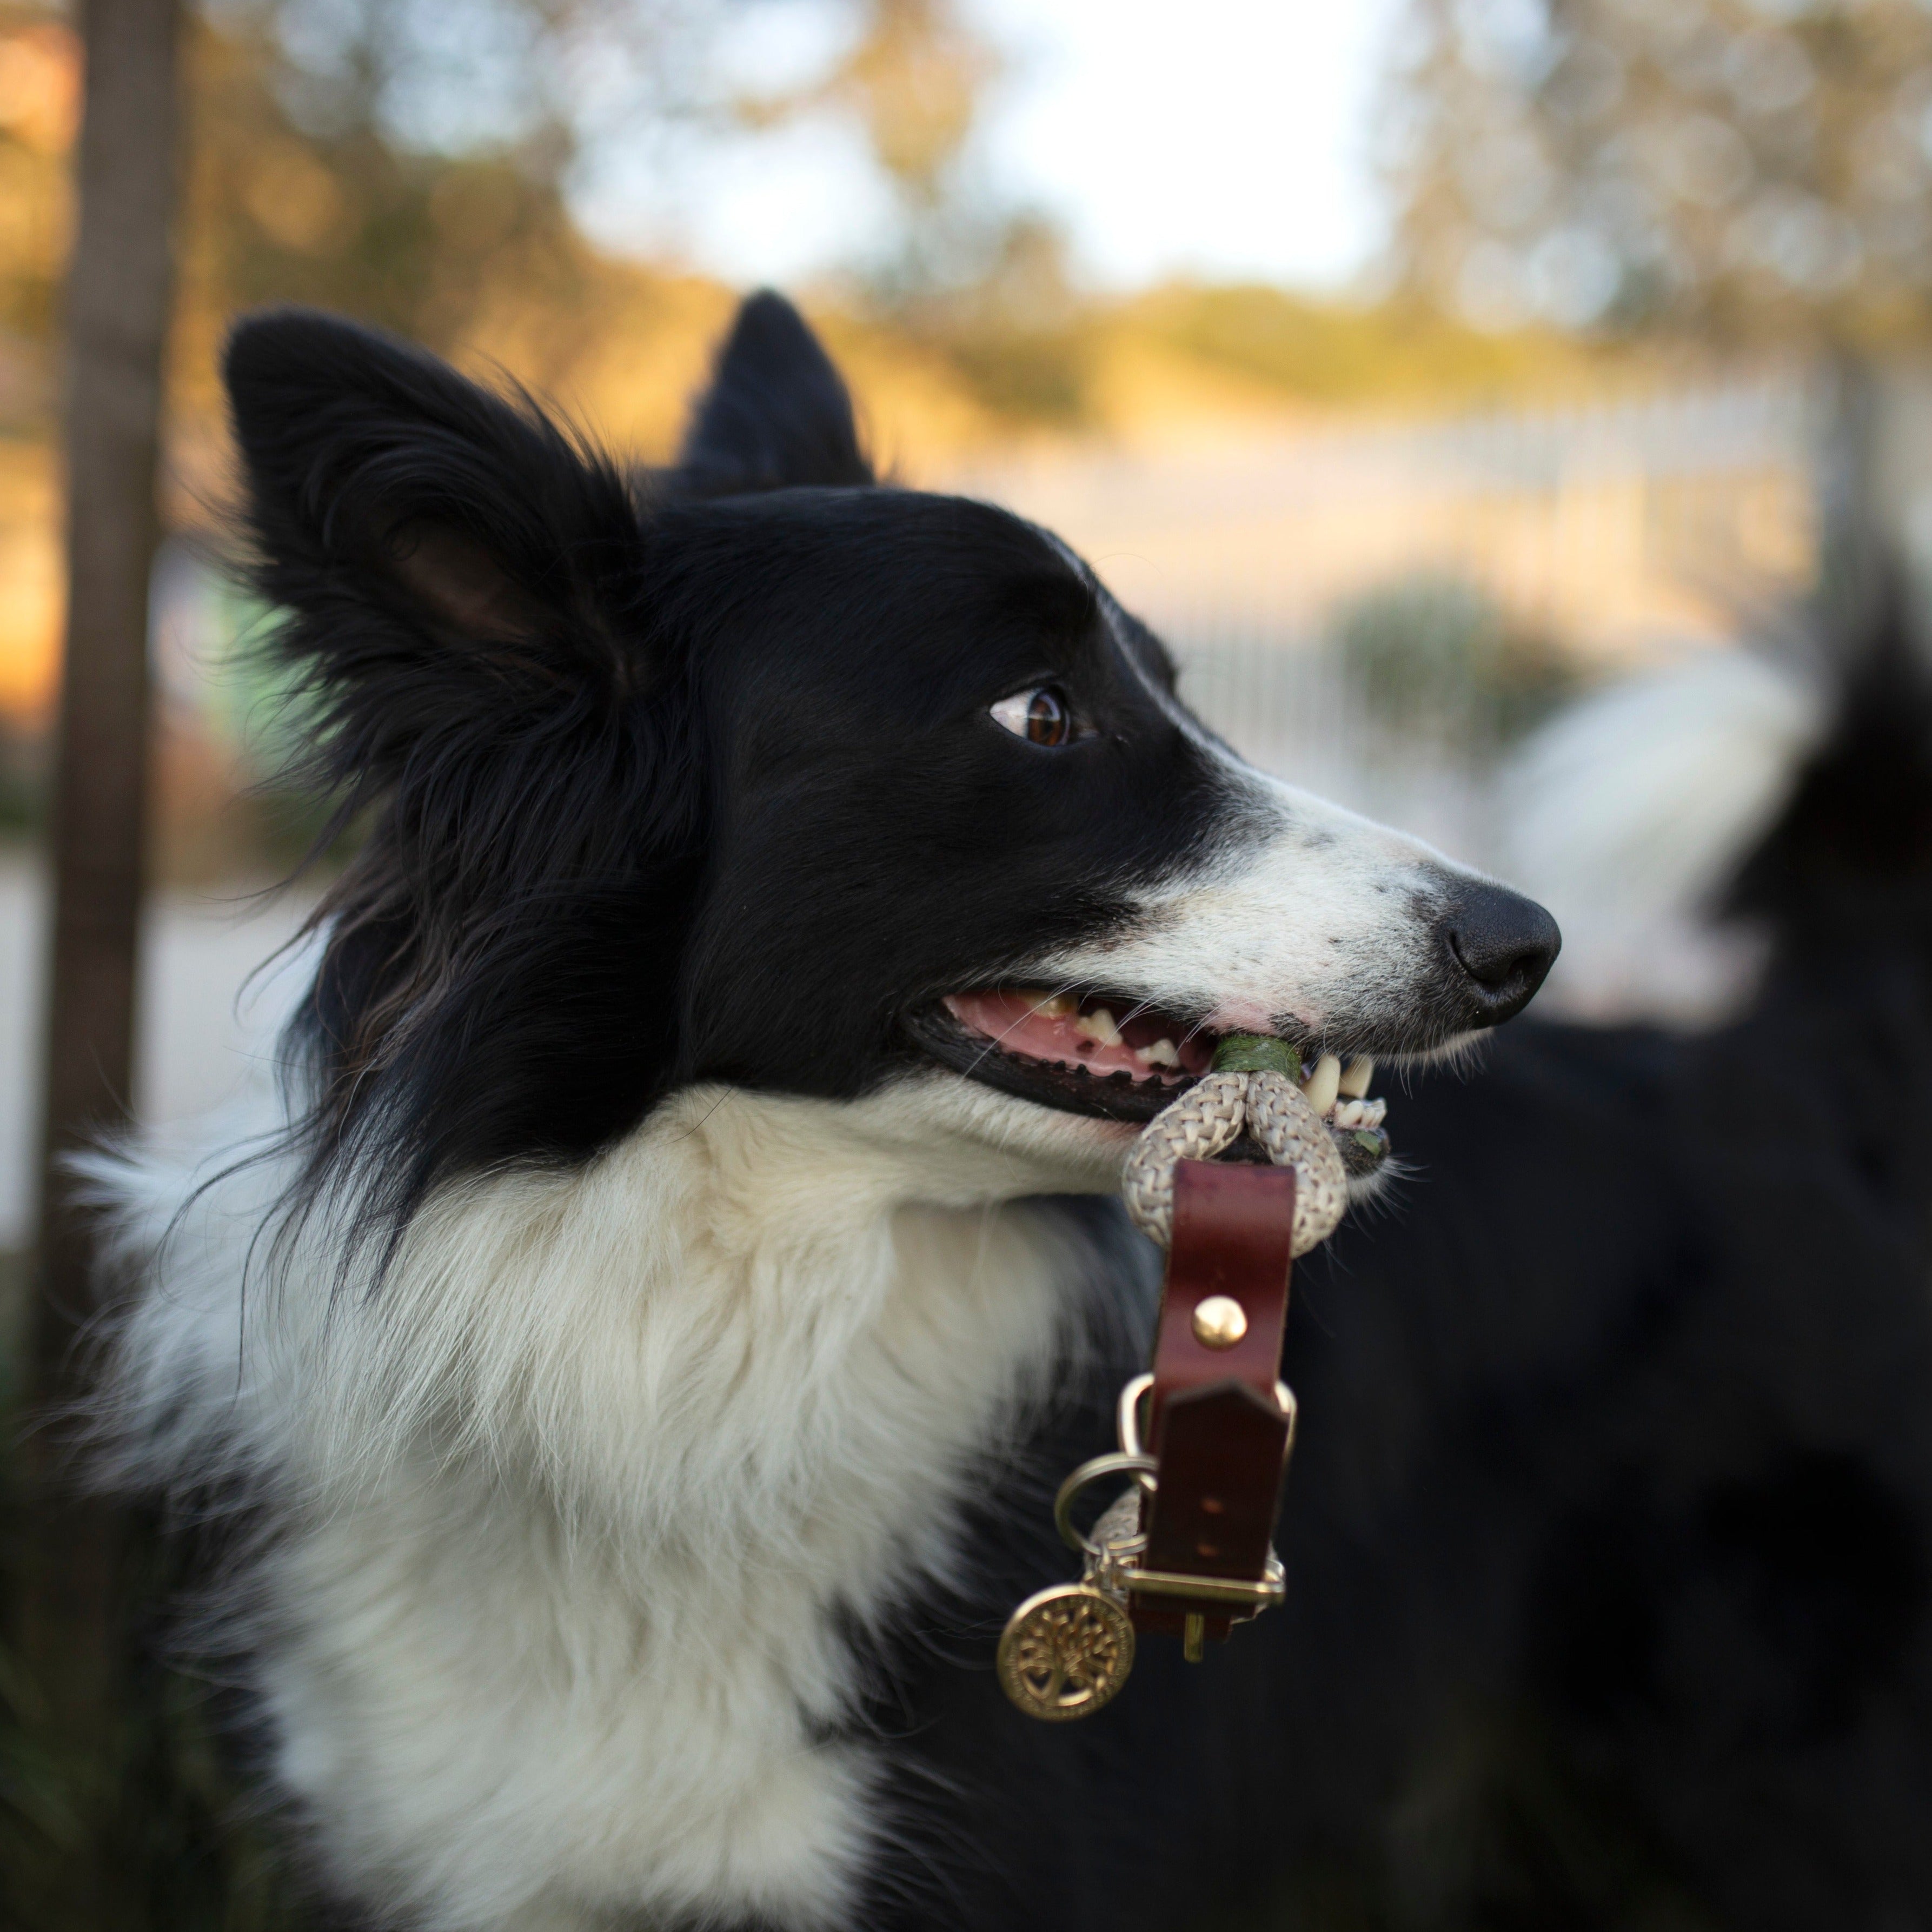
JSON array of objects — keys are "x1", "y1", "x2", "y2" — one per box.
[{"x1": 99, "y1": 1080, "x2": 1121, "y2": 1930}]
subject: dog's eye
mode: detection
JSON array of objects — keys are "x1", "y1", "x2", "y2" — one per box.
[{"x1": 991, "y1": 686, "x2": 1075, "y2": 747}]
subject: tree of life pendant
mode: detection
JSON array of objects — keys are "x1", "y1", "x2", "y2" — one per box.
[{"x1": 997, "y1": 1583, "x2": 1135, "y2": 1721}]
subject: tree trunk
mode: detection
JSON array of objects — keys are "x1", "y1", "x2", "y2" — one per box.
[{"x1": 20, "y1": 0, "x2": 182, "y2": 1918}]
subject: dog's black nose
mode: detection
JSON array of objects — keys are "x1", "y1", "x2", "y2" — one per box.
[{"x1": 1439, "y1": 882, "x2": 1561, "y2": 1027}]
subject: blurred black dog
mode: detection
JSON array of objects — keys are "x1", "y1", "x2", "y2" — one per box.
[{"x1": 91, "y1": 292, "x2": 1932, "y2": 1932}]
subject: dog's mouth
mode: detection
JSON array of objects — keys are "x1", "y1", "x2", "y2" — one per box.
[{"x1": 906, "y1": 987, "x2": 1389, "y2": 1139}]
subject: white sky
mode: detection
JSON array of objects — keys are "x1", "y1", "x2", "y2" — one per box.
[{"x1": 572, "y1": 0, "x2": 1410, "y2": 293}]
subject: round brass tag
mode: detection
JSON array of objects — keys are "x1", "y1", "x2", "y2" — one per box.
[{"x1": 997, "y1": 1583, "x2": 1135, "y2": 1722}]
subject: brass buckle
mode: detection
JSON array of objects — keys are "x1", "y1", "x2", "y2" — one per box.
[{"x1": 1124, "y1": 1559, "x2": 1286, "y2": 1610}]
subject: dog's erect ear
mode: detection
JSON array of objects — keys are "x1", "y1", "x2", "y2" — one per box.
[
  {"x1": 675, "y1": 290, "x2": 874, "y2": 495},
  {"x1": 225, "y1": 308, "x2": 645, "y2": 771}
]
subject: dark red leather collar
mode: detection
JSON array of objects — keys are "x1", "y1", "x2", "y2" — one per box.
[{"x1": 1134, "y1": 1159, "x2": 1297, "y2": 1644}]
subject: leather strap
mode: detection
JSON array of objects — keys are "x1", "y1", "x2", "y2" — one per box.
[{"x1": 1133, "y1": 1158, "x2": 1296, "y2": 1641}]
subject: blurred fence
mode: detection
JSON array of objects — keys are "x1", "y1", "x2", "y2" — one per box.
[
  {"x1": 1176, "y1": 635, "x2": 1508, "y2": 868},
  {"x1": 945, "y1": 371, "x2": 1823, "y2": 659}
]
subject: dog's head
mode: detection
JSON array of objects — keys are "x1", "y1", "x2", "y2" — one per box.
[{"x1": 229, "y1": 292, "x2": 1557, "y2": 1227}]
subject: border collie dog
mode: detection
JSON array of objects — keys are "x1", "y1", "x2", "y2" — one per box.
[{"x1": 94, "y1": 296, "x2": 1932, "y2": 1932}]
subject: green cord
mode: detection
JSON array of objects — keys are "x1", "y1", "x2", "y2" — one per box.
[{"x1": 1211, "y1": 1032, "x2": 1303, "y2": 1079}]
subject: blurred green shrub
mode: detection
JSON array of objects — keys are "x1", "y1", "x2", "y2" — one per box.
[
  {"x1": 0, "y1": 715, "x2": 41, "y2": 837},
  {"x1": 0, "y1": 1268, "x2": 317, "y2": 1930},
  {"x1": 175, "y1": 564, "x2": 362, "y2": 880},
  {"x1": 1334, "y1": 575, "x2": 1582, "y2": 752}
]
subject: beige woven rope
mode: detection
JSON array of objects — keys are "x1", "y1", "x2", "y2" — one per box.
[{"x1": 1121, "y1": 1068, "x2": 1348, "y2": 1257}]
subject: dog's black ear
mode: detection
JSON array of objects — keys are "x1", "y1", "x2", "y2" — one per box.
[
  {"x1": 231, "y1": 311, "x2": 705, "y2": 1241},
  {"x1": 676, "y1": 290, "x2": 873, "y2": 495},
  {"x1": 225, "y1": 308, "x2": 646, "y2": 783}
]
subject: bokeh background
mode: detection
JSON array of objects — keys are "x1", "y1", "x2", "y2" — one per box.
[{"x1": 6, "y1": 0, "x2": 1932, "y2": 1917}]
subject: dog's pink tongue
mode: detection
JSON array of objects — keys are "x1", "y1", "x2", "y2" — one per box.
[{"x1": 946, "y1": 991, "x2": 1171, "y2": 1081}]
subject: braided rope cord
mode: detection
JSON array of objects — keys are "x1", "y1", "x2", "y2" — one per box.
[{"x1": 1120, "y1": 1068, "x2": 1348, "y2": 1256}]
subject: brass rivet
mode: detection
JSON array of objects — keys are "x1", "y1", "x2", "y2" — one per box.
[{"x1": 1192, "y1": 1294, "x2": 1247, "y2": 1350}]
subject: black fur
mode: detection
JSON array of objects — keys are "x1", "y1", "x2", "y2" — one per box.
[
  {"x1": 229, "y1": 301, "x2": 1239, "y2": 1247},
  {"x1": 214, "y1": 294, "x2": 1932, "y2": 1928},
  {"x1": 675, "y1": 289, "x2": 875, "y2": 494}
]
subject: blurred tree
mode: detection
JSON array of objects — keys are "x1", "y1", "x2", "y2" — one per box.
[
  {"x1": 175, "y1": 0, "x2": 1092, "y2": 434},
  {"x1": 738, "y1": 0, "x2": 998, "y2": 276},
  {"x1": 1388, "y1": 0, "x2": 1932, "y2": 349},
  {"x1": 24, "y1": 2, "x2": 181, "y2": 1926},
  {"x1": 738, "y1": 0, "x2": 1098, "y2": 419},
  {"x1": 806, "y1": 0, "x2": 992, "y2": 214},
  {"x1": 0, "y1": 0, "x2": 719, "y2": 434},
  {"x1": 174, "y1": 0, "x2": 724, "y2": 407},
  {"x1": 0, "y1": 11, "x2": 75, "y2": 421}
]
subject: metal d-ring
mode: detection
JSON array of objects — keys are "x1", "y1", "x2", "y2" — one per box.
[
  {"x1": 1054, "y1": 1451, "x2": 1159, "y2": 1556},
  {"x1": 1118, "y1": 1369, "x2": 1298, "y2": 1462},
  {"x1": 1116, "y1": 1371, "x2": 1155, "y2": 1457}
]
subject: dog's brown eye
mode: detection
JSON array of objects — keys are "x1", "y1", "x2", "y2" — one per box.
[{"x1": 991, "y1": 686, "x2": 1074, "y2": 747}]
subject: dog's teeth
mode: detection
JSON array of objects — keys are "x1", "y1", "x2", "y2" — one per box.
[
  {"x1": 1075, "y1": 1007, "x2": 1123, "y2": 1048},
  {"x1": 1303, "y1": 1053, "x2": 1342, "y2": 1116},
  {"x1": 1136, "y1": 1038, "x2": 1180, "y2": 1068},
  {"x1": 1359, "y1": 1098, "x2": 1387, "y2": 1128},
  {"x1": 1334, "y1": 1099, "x2": 1365, "y2": 1128},
  {"x1": 1338, "y1": 1056, "x2": 1375, "y2": 1099},
  {"x1": 1031, "y1": 991, "x2": 1076, "y2": 1019}
]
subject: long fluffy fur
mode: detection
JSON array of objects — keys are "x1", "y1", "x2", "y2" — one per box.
[{"x1": 92, "y1": 1080, "x2": 1136, "y2": 1927}]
